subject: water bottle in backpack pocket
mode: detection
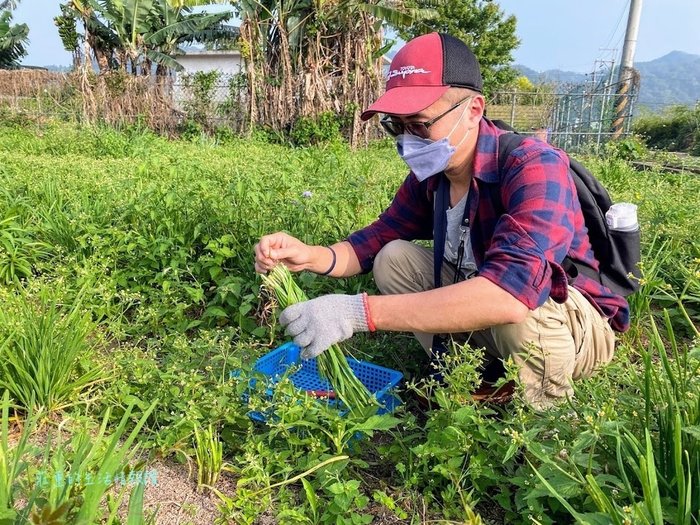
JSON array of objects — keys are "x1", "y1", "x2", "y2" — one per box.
[
  {"x1": 605, "y1": 203, "x2": 639, "y2": 232},
  {"x1": 603, "y1": 202, "x2": 641, "y2": 296},
  {"x1": 496, "y1": 127, "x2": 642, "y2": 297}
]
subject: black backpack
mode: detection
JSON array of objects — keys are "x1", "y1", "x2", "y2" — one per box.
[
  {"x1": 495, "y1": 123, "x2": 641, "y2": 297},
  {"x1": 431, "y1": 120, "x2": 641, "y2": 297}
]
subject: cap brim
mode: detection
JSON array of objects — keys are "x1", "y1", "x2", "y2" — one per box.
[{"x1": 360, "y1": 85, "x2": 450, "y2": 121}]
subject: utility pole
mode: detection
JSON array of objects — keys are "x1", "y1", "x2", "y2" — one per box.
[{"x1": 611, "y1": 0, "x2": 643, "y2": 139}]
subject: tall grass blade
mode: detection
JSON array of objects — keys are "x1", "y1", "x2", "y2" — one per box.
[
  {"x1": 74, "y1": 400, "x2": 157, "y2": 523},
  {"x1": 584, "y1": 474, "x2": 624, "y2": 525},
  {"x1": 126, "y1": 482, "x2": 146, "y2": 525},
  {"x1": 525, "y1": 458, "x2": 590, "y2": 523},
  {"x1": 640, "y1": 430, "x2": 664, "y2": 525},
  {"x1": 0, "y1": 389, "x2": 33, "y2": 514},
  {"x1": 673, "y1": 407, "x2": 687, "y2": 525}
]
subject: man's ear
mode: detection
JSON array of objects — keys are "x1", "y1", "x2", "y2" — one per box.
[{"x1": 468, "y1": 95, "x2": 485, "y2": 127}]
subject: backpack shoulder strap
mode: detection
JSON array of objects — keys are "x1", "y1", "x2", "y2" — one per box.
[
  {"x1": 564, "y1": 159, "x2": 611, "y2": 285},
  {"x1": 497, "y1": 131, "x2": 526, "y2": 171},
  {"x1": 432, "y1": 173, "x2": 449, "y2": 288},
  {"x1": 495, "y1": 131, "x2": 602, "y2": 285}
]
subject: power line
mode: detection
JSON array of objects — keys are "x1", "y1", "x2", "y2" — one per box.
[
  {"x1": 601, "y1": 0, "x2": 631, "y2": 52},
  {"x1": 612, "y1": 33, "x2": 626, "y2": 61}
]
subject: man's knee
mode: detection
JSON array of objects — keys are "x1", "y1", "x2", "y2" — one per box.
[
  {"x1": 373, "y1": 240, "x2": 431, "y2": 295},
  {"x1": 490, "y1": 304, "x2": 577, "y2": 408},
  {"x1": 491, "y1": 314, "x2": 575, "y2": 366},
  {"x1": 489, "y1": 317, "x2": 547, "y2": 361}
]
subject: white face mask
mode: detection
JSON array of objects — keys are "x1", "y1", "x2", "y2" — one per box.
[{"x1": 395, "y1": 103, "x2": 472, "y2": 181}]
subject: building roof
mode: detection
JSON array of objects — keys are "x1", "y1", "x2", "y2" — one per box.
[{"x1": 174, "y1": 48, "x2": 241, "y2": 57}]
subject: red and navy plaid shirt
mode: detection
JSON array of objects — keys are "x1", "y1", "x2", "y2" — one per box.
[{"x1": 347, "y1": 118, "x2": 630, "y2": 332}]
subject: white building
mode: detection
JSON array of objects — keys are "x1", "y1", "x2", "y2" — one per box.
[
  {"x1": 171, "y1": 47, "x2": 391, "y2": 111},
  {"x1": 174, "y1": 49, "x2": 244, "y2": 77},
  {"x1": 171, "y1": 48, "x2": 245, "y2": 109}
]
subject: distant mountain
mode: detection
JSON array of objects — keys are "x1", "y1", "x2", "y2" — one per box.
[
  {"x1": 515, "y1": 51, "x2": 700, "y2": 111},
  {"x1": 515, "y1": 65, "x2": 587, "y2": 85},
  {"x1": 635, "y1": 51, "x2": 700, "y2": 108}
]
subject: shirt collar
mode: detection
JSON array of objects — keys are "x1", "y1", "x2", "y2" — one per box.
[{"x1": 473, "y1": 117, "x2": 509, "y2": 184}]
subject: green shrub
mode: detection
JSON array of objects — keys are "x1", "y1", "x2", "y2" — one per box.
[
  {"x1": 290, "y1": 111, "x2": 343, "y2": 146},
  {"x1": 634, "y1": 105, "x2": 700, "y2": 154},
  {"x1": 0, "y1": 216, "x2": 50, "y2": 285},
  {"x1": 605, "y1": 135, "x2": 648, "y2": 160},
  {"x1": 182, "y1": 70, "x2": 221, "y2": 131},
  {"x1": 179, "y1": 118, "x2": 204, "y2": 141}
]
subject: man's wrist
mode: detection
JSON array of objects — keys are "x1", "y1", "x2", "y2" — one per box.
[
  {"x1": 309, "y1": 245, "x2": 337, "y2": 275},
  {"x1": 319, "y1": 247, "x2": 337, "y2": 276},
  {"x1": 361, "y1": 292, "x2": 376, "y2": 332}
]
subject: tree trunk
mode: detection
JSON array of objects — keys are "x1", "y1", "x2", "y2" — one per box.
[
  {"x1": 240, "y1": 3, "x2": 386, "y2": 146},
  {"x1": 240, "y1": 19, "x2": 258, "y2": 132}
]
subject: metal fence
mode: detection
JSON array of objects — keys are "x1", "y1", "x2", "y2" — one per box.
[
  {"x1": 170, "y1": 70, "x2": 638, "y2": 151},
  {"x1": 0, "y1": 69, "x2": 637, "y2": 151},
  {"x1": 487, "y1": 76, "x2": 637, "y2": 153},
  {"x1": 172, "y1": 72, "x2": 248, "y2": 130}
]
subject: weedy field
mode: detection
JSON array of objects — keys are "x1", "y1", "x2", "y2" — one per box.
[{"x1": 0, "y1": 116, "x2": 698, "y2": 524}]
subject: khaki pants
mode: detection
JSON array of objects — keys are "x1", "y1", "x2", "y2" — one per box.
[{"x1": 372, "y1": 240, "x2": 616, "y2": 409}]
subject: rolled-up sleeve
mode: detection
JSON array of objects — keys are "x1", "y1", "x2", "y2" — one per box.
[
  {"x1": 478, "y1": 147, "x2": 573, "y2": 309},
  {"x1": 347, "y1": 174, "x2": 433, "y2": 272}
]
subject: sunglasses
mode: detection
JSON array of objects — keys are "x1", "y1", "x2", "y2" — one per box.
[{"x1": 379, "y1": 95, "x2": 474, "y2": 139}]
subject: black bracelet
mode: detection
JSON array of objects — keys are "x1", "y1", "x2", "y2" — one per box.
[{"x1": 319, "y1": 246, "x2": 337, "y2": 276}]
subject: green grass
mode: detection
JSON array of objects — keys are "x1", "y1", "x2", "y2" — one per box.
[
  {"x1": 0, "y1": 118, "x2": 698, "y2": 523},
  {"x1": 0, "y1": 286, "x2": 103, "y2": 414}
]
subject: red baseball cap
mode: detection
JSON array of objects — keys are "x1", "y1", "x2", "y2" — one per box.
[{"x1": 361, "y1": 33, "x2": 483, "y2": 121}]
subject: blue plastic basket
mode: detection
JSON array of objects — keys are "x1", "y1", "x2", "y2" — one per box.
[{"x1": 246, "y1": 342, "x2": 403, "y2": 421}]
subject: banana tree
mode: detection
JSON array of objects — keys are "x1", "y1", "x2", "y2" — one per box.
[
  {"x1": 145, "y1": 0, "x2": 235, "y2": 75},
  {"x1": 56, "y1": 0, "x2": 120, "y2": 72},
  {"x1": 56, "y1": 0, "x2": 234, "y2": 74},
  {"x1": 234, "y1": 0, "x2": 435, "y2": 143},
  {"x1": 0, "y1": 10, "x2": 28, "y2": 69},
  {"x1": 89, "y1": 0, "x2": 156, "y2": 70}
]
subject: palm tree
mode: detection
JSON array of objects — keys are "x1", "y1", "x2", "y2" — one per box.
[{"x1": 0, "y1": 10, "x2": 28, "y2": 69}]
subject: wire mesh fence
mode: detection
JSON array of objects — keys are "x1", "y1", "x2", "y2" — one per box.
[
  {"x1": 171, "y1": 71, "x2": 248, "y2": 131},
  {"x1": 486, "y1": 76, "x2": 637, "y2": 153},
  {"x1": 0, "y1": 68, "x2": 637, "y2": 151}
]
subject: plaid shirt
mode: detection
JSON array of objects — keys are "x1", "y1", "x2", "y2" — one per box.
[{"x1": 347, "y1": 118, "x2": 630, "y2": 332}]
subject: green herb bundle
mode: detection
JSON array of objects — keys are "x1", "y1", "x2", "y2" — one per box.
[{"x1": 261, "y1": 264, "x2": 376, "y2": 413}]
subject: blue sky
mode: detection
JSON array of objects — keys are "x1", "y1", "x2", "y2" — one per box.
[
  {"x1": 13, "y1": 0, "x2": 700, "y2": 72},
  {"x1": 497, "y1": 0, "x2": 700, "y2": 72}
]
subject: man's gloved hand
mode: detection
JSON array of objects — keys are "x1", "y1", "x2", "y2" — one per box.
[{"x1": 279, "y1": 293, "x2": 375, "y2": 359}]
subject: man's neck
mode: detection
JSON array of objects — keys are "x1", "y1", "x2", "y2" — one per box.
[
  {"x1": 444, "y1": 147, "x2": 475, "y2": 197},
  {"x1": 445, "y1": 123, "x2": 479, "y2": 184}
]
